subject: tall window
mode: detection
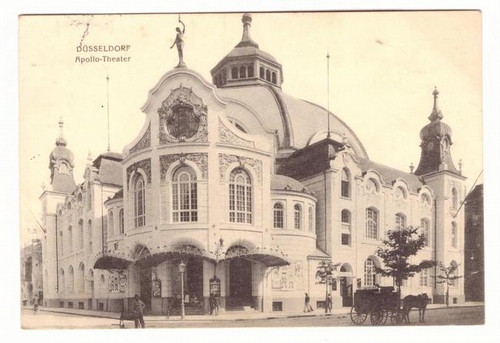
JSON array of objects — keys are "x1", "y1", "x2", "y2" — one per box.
[
  {"x1": 87, "y1": 220, "x2": 92, "y2": 253},
  {"x1": 231, "y1": 67, "x2": 238, "y2": 79},
  {"x1": 119, "y1": 209, "x2": 124, "y2": 234},
  {"x1": 294, "y1": 204, "x2": 302, "y2": 230},
  {"x1": 78, "y1": 263, "x2": 85, "y2": 292},
  {"x1": 239, "y1": 66, "x2": 246, "y2": 78},
  {"x1": 67, "y1": 226, "x2": 73, "y2": 253},
  {"x1": 341, "y1": 209, "x2": 351, "y2": 224},
  {"x1": 308, "y1": 206, "x2": 314, "y2": 232},
  {"x1": 68, "y1": 265, "x2": 74, "y2": 292},
  {"x1": 229, "y1": 168, "x2": 252, "y2": 223},
  {"x1": 341, "y1": 209, "x2": 351, "y2": 246},
  {"x1": 419, "y1": 268, "x2": 429, "y2": 287},
  {"x1": 273, "y1": 203, "x2": 284, "y2": 228},
  {"x1": 78, "y1": 219, "x2": 84, "y2": 250},
  {"x1": 420, "y1": 219, "x2": 430, "y2": 247},
  {"x1": 172, "y1": 166, "x2": 198, "y2": 222},
  {"x1": 134, "y1": 175, "x2": 146, "y2": 228},
  {"x1": 341, "y1": 168, "x2": 351, "y2": 198},
  {"x1": 364, "y1": 258, "x2": 377, "y2": 287},
  {"x1": 365, "y1": 208, "x2": 378, "y2": 239},
  {"x1": 108, "y1": 211, "x2": 114, "y2": 237},
  {"x1": 59, "y1": 268, "x2": 65, "y2": 293},
  {"x1": 451, "y1": 222, "x2": 458, "y2": 248},
  {"x1": 59, "y1": 231, "x2": 64, "y2": 256},
  {"x1": 395, "y1": 213, "x2": 406, "y2": 230},
  {"x1": 451, "y1": 187, "x2": 458, "y2": 210}
]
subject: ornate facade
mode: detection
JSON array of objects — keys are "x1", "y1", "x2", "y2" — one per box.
[{"x1": 39, "y1": 13, "x2": 466, "y2": 315}]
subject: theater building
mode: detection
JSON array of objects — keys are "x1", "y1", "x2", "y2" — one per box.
[{"x1": 39, "y1": 13, "x2": 466, "y2": 314}]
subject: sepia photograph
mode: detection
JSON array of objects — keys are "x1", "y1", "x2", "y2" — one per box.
[{"x1": 12, "y1": 4, "x2": 497, "y2": 341}]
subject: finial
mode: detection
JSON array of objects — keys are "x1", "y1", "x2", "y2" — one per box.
[
  {"x1": 56, "y1": 117, "x2": 67, "y2": 146},
  {"x1": 236, "y1": 13, "x2": 259, "y2": 48},
  {"x1": 87, "y1": 150, "x2": 92, "y2": 166},
  {"x1": 428, "y1": 86, "x2": 443, "y2": 121},
  {"x1": 409, "y1": 162, "x2": 414, "y2": 174}
]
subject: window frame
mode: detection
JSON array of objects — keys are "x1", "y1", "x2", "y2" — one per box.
[
  {"x1": 172, "y1": 166, "x2": 198, "y2": 223},
  {"x1": 293, "y1": 204, "x2": 302, "y2": 230},
  {"x1": 341, "y1": 168, "x2": 351, "y2": 198},
  {"x1": 229, "y1": 168, "x2": 253, "y2": 224},
  {"x1": 134, "y1": 175, "x2": 146, "y2": 228},
  {"x1": 365, "y1": 208, "x2": 379, "y2": 239},
  {"x1": 273, "y1": 202, "x2": 284, "y2": 229}
]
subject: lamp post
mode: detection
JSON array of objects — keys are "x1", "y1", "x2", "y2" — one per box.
[{"x1": 179, "y1": 260, "x2": 186, "y2": 319}]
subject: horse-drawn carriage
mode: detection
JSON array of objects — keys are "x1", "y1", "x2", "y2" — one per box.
[{"x1": 350, "y1": 286, "x2": 403, "y2": 325}]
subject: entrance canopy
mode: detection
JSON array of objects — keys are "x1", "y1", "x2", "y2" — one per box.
[{"x1": 93, "y1": 251, "x2": 132, "y2": 270}]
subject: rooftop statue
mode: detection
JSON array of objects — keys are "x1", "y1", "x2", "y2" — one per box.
[{"x1": 170, "y1": 16, "x2": 186, "y2": 68}]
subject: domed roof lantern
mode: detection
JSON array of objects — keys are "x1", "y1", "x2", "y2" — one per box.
[
  {"x1": 48, "y1": 117, "x2": 76, "y2": 193},
  {"x1": 419, "y1": 87, "x2": 452, "y2": 142},
  {"x1": 55, "y1": 117, "x2": 67, "y2": 146},
  {"x1": 235, "y1": 13, "x2": 259, "y2": 49}
]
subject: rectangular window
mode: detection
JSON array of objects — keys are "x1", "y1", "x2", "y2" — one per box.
[
  {"x1": 341, "y1": 233, "x2": 351, "y2": 246},
  {"x1": 366, "y1": 209, "x2": 378, "y2": 239},
  {"x1": 419, "y1": 269, "x2": 429, "y2": 287}
]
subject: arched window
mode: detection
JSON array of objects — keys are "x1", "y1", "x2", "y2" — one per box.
[
  {"x1": 273, "y1": 203, "x2": 284, "y2": 229},
  {"x1": 395, "y1": 213, "x2": 406, "y2": 230},
  {"x1": 108, "y1": 211, "x2": 114, "y2": 237},
  {"x1": 67, "y1": 226, "x2": 73, "y2": 253},
  {"x1": 451, "y1": 222, "x2": 458, "y2": 248},
  {"x1": 68, "y1": 265, "x2": 74, "y2": 292},
  {"x1": 272, "y1": 72, "x2": 277, "y2": 84},
  {"x1": 395, "y1": 186, "x2": 407, "y2": 200},
  {"x1": 341, "y1": 209, "x2": 351, "y2": 224},
  {"x1": 78, "y1": 262, "x2": 85, "y2": 292},
  {"x1": 229, "y1": 168, "x2": 252, "y2": 223},
  {"x1": 239, "y1": 66, "x2": 246, "y2": 78},
  {"x1": 77, "y1": 193, "x2": 83, "y2": 207},
  {"x1": 248, "y1": 65, "x2": 254, "y2": 77},
  {"x1": 59, "y1": 268, "x2": 65, "y2": 293},
  {"x1": 119, "y1": 209, "x2": 124, "y2": 234},
  {"x1": 308, "y1": 206, "x2": 314, "y2": 232},
  {"x1": 59, "y1": 231, "x2": 64, "y2": 256},
  {"x1": 420, "y1": 218, "x2": 430, "y2": 247},
  {"x1": 364, "y1": 258, "x2": 378, "y2": 287},
  {"x1": 172, "y1": 166, "x2": 198, "y2": 222},
  {"x1": 366, "y1": 178, "x2": 379, "y2": 193},
  {"x1": 451, "y1": 187, "x2": 458, "y2": 210},
  {"x1": 266, "y1": 69, "x2": 271, "y2": 81},
  {"x1": 78, "y1": 219, "x2": 84, "y2": 250},
  {"x1": 87, "y1": 220, "x2": 92, "y2": 253},
  {"x1": 231, "y1": 67, "x2": 238, "y2": 79},
  {"x1": 294, "y1": 204, "x2": 302, "y2": 230},
  {"x1": 365, "y1": 208, "x2": 378, "y2": 239},
  {"x1": 341, "y1": 168, "x2": 351, "y2": 198},
  {"x1": 134, "y1": 175, "x2": 146, "y2": 228}
]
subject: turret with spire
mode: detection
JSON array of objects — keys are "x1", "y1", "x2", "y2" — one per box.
[
  {"x1": 210, "y1": 13, "x2": 284, "y2": 89},
  {"x1": 48, "y1": 118, "x2": 76, "y2": 193},
  {"x1": 414, "y1": 88, "x2": 460, "y2": 176}
]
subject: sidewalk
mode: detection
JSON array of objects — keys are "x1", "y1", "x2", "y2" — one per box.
[{"x1": 26, "y1": 301, "x2": 484, "y2": 323}]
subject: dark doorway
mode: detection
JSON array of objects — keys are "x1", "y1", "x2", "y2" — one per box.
[
  {"x1": 186, "y1": 258, "x2": 203, "y2": 301},
  {"x1": 139, "y1": 267, "x2": 152, "y2": 313},
  {"x1": 341, "y1": 277, "x2": 353, "y2": 307},
  {"x1": 228, "y1": 258, "x2": 252, "y2": 307}
]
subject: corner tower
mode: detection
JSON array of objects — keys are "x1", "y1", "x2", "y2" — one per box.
[
  {"x1": 415, "y1": 88, "x2": 467, "y2": 304},
  {"x1": 210, "y1": 13, "x2": 284, "y2": 89}
]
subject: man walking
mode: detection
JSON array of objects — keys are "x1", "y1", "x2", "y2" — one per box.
[{"x1": 132, "y1": 294, "x2": 146, "y2": 328}]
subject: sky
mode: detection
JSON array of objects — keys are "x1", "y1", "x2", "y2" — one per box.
[
  {"x1": 6, "y1": 1, "x2": 500, "y2": 342},
  {"x1": 18, "y1": 11, "x2": 483, "y2": 242}
]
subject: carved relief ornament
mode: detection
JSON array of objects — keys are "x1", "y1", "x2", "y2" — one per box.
[
  {"x1": 159, "y1": 153, "x2": 208, "y2": 181},
  {"x1": 126, "y1": 158, "x2": 152, "y2": 189},
  {"x1": 219, "y1": 153, "x2": 262, "y2": 183},
  {"x1": 130, "y1": 124, "x2": 151, "y2": 154},
  {"x1": 158, "y1": 85, "x2": 208, "y2": 144}
]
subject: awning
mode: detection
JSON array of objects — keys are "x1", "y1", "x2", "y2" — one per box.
[
  {"x1": 93, "y1": 255, "x2": 132, "y2": 270},
  {"x1": 238, "y1": 253, "x2": 290, "y2": 267}
]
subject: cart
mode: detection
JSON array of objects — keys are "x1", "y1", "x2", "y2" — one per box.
[{"x1": 349, "y1": 286, "x2": 403, "y2": 325}]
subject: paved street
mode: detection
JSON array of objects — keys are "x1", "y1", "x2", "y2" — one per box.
[{"x1": 21, "y1": 305, "x2": 484, "y2": 329}]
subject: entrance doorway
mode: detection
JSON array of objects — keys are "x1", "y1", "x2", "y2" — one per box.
[
  {"x1": 139, "y1": 267, "x2": 152, "y2": 313},
  {"x1": 228, "y1": 258, "x2": 252, "y2": 308},
  {"x1": 340, "y1": 264, "x2": 353, "y2": 307}
]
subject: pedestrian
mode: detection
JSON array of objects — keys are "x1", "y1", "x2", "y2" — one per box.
[
  {"x1": 304, "y1": 293, "x2": 314, "y2": 312},
  {"x1": 209, "y1": 292, "x2": 215, "y2": 315},
  {"x1": 325, "y1": 293, "x2": 332, "y2": 313},
  {"x1": 132, "y1": 294, "x2": 146, "y2": 328},
  {"x1": 33, "y1": 298, "x2": 39, "y2": 315}
]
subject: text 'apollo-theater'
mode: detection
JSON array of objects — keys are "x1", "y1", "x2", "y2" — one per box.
[{"x1": 75, "y1": 44, "x2": 132, "y2": 64}]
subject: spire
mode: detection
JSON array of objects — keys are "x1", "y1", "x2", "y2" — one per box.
[
  {"x1": 428, "y1": 87, "x2": 443, "y2": 121},
  {"x1": 235, "y1": 13, "x2": 259, "y2": 48},
  {"x1": 56, "y1": 117, "x2": 67, "y2": 146}
]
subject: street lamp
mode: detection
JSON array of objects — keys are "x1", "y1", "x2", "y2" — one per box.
[{"x1": 179, "y1": 260, "x2": 186, "y2": 319}]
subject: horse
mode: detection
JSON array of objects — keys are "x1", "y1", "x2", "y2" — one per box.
[{"x1": 402, "y1": 293, "x2": 430, "y2": 323}]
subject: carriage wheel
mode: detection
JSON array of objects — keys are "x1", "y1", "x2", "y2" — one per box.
[
  {"x1": 350, "y1": 306, "x2": 367, "y2": 325},
  {"x1": 370, "y1": 309, "x2": 387, "y2": 325},
  {"x1": 390, "y1": 310, "x2": 403, "y2": 325}
]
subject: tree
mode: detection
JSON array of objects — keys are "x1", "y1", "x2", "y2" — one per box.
[
  {"x1": 434, "y1": 261, "x2": 462, "y2": 306},
  {"x1": 315, "y1": 261, "x2": 341, "y2": 312},
  {"x1": 375, "y1": 226, "x2": 436, "y2": 295}
]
